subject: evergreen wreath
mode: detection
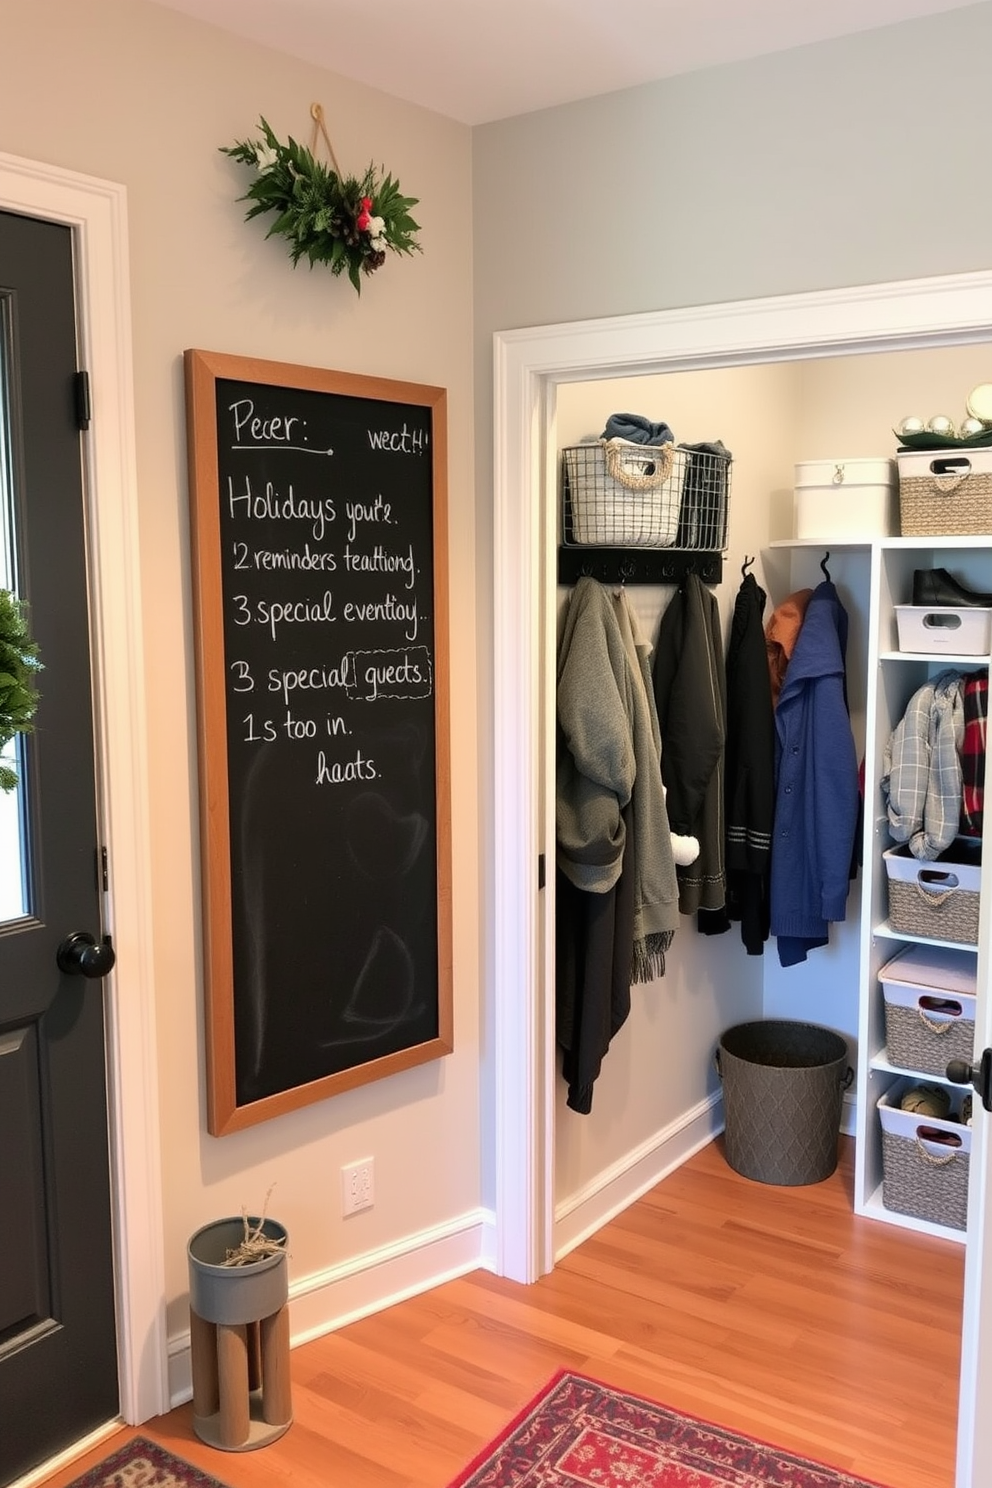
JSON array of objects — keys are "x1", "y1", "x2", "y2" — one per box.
[
  {"x1": 221, "y1": 105, "x2": 421, "y2": 294},
  {"x1": 0, "y1": 588, "x2": 42, "y2": 793}
]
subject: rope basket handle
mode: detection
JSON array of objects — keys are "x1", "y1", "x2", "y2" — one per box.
[
  {"x1": 928, "y1": 470, "x2": 969, "y2": 496},
  {"x1": 912, "y1": 876, "x2": 958, "y2": 909},
  {"x1": 601, "y1": 438, "x2": 676, "y2": 491},
  {"x1": 914, "y1": 1132, "x2": 961, "y2": 1167},
  {"x1": 918, "y1": 1009, "x2": 955, "y2": 1035}
]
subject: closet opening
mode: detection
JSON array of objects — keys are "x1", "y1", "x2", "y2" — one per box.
[{"x1": 490, "y1": 269, "x2": 992, "y2": 1486}]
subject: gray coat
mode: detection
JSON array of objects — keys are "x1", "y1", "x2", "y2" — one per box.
[{"x1": 557, "y1": 577, "x2": 679, "y2": 979}]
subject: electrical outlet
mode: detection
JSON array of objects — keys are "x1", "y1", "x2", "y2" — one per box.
[{"x1": 341, "y1": 1158, "x2": 374, "y2": 1216}]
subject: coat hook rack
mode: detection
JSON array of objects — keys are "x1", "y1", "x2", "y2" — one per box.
[{"x1": 557, "y1": 547, "x2": 724, "y2": 586}]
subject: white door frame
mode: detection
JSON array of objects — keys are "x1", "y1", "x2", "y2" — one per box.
[
  {"x1": 0, "y1": 152, "x2": 168, "y2": 1432},
  {"x1": 491, "y1": 268, "x2": 992, "y2": 1480}
]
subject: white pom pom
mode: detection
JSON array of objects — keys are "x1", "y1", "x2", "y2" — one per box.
[{"x1": 671, "y1": 832, "x2": 699, "y2": 867}]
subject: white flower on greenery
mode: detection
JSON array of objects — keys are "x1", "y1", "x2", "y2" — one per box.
[
  {"x1": 253, "y1": 141, "x2": 279, "y2": 171},
  {"x1": 367, "y1": 214, "x2": 386, "y2": 246}
]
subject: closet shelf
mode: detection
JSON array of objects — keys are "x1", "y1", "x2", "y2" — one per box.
[
  {"x1": 872, "y1": 919, "x2": 977, "y2": 950},
  {"x1": 869, "y1": 1048, "x2": 957, "y2": 1082},
  {"x1": 861, "y1": 1183, "x2": 966, "y2": 1244},
  {"x1": 880, "y1": 650, "x2": 991, "y2": 664}
]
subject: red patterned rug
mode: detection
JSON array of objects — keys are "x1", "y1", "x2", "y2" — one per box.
[
  {"x1": 64, "y1": 1436, "x2": 229, "y2": 1488},
  {"x1": 449, "y1": 1373, "x2": 891, "y2": 1488}
]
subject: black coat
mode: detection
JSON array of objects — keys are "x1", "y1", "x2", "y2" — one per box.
[
  {"x1": 652, "y1": 571, "x2": 727, "y2": 916},
  {"x1": 723, "y1": 572, "x2": 775, "y2": 953}
]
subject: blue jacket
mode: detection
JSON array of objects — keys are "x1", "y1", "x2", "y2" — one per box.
[{"x1": 769, "y1": 580, "x2": 860, "y2": 967}]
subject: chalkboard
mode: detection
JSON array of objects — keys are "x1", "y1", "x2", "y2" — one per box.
[{"x1": 184, "y1": 350, "x2": 452, "y2": 1135}]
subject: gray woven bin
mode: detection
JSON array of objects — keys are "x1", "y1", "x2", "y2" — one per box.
[
  {"x1": 881, "y1": 1129, "x2": 969, "y2": 1230},
  {"x1": 716, "y1": 1020, "x2": 852, "y2": 1186},
  {"x1": 887, "y1": 878, "x2": 979, "y2": 945},
  {"x1": 883, "y1": 1000, "x2": 975, "y2": 1077}
]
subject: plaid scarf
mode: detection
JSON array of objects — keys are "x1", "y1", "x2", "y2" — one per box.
[{"x1": 960, "y1": 668, "x2": 987, "y2": 838}]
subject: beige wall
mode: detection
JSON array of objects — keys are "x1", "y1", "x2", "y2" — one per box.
[{"x1": 2, "y1": 0, "x2": 480, "y2": 1345}]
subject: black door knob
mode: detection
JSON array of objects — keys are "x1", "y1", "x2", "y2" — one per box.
[
  {"x1": 56, "y1": 931, "x2": 116, "y2": 979},
  {"x1": 947, "y1": 1049, "x2": 992, "y2": 1114}
]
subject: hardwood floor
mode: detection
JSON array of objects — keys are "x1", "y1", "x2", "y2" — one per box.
[{"x1": 41, "y1": 1136, "x2": 963, "y2": 1488}]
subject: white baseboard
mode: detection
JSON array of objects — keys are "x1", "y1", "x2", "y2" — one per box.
[
  {"x1": 167, "y1": 1207, "x2": 496, "y2": 1408},
  {"x1": 168, "y1": 1092, "x2": 857, "y2": 1406},
  {"x1": 553, "y1": 1093, "x2": 724, "y2": 1262}
]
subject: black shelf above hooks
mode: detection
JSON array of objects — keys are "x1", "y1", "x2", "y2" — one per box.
[{"x1": 557, "y1": 546, "x2": 724, "y2": 587}]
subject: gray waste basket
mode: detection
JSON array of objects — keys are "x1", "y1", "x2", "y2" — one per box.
[{"x1": 715, "y1": 1020, "x2": 853, "y2": 1186}]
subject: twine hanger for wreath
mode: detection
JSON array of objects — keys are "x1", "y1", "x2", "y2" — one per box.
[{"x1": 221, "y1": 102, "x2": 421, "y2": 294}]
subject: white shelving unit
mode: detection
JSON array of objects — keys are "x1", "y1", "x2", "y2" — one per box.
[
  {"x1": 857, "y1": 537, "x2": 988, "y2": 1244},
  {"x1": 772, "y1": 536, "x2": 990, "y2": 1245}
]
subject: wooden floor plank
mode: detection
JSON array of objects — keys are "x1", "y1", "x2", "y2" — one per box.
[{"x1": 35, "y1": 1137, "x2": 962, "y2": 1488}]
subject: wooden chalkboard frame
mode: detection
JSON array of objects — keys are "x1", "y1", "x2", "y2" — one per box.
[{"x1": 184, "y1": 349, "x2": 452, "y2": 1135}]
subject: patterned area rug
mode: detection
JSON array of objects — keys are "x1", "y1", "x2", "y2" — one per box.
[
  {"x1": 448, "y1": 1373, "x2": 891, "y2": 1488},
  {"x1": 65, "y1": 1437, "x2": 229, "y2": 1488}
]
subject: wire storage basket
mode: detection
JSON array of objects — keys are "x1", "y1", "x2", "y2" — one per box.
[{"x1": 561, "y1": 440, "x2": 731, "y2": 551}]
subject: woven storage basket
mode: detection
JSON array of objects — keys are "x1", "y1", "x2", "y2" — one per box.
[
  {"x1": 897, "y1": 447, "x2": 992, "y2": 536},
  {"x1": 715, "y1": 1020, "x2": 852, "y2": 1186},
  {"x1": 561, "y1": 440, "x2": 686, "y2": 547},
  {"x1": 883, "y1": 998, "x2": 975, "y2": 1077},
  {"x1": 883, "y1": 845, "x2": 981, "y2": 946},
  {"x1": 880, "y1": 1131, "x2": 969, "y2": 1229},
  {"x1": 878, "y1": 1085, "x2": 970, "y2": 1230},
  {"x1": 879, "y1": 944, "x2": 977, "y2": 1077}
]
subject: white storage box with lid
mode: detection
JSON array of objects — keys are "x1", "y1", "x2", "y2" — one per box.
[
  {"x1": 883, "y1": 842, "x2": 982, "y2": 945},
  {"x1": 794, "y1": 457, "x2": 897, "y2": 540},
  {"x1": 897, "y1": 446, "x2": 992, "y2": 536},
  {"x1": 878, "y1": 1078, "x2": 971, "y2": 1230},
  {"x1": 894, "y1": 605, "x2": 992, "y2": 656},
  {"x1": 878, "y1": 944, "x2": 977, "y2": 1076}
]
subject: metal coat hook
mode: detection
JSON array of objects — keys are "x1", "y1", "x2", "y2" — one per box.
[
  {"x1": 820, "y1": 551, "x2": 832, "y2": 581},
  {"x1": 741, "y1": 554, "x2": 755, "y2": 578}
]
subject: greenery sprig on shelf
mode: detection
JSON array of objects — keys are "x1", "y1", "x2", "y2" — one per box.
[
  {"x1": 221, "y1": 113, "x2": 421, "y2": 294},
  {"x1": 0, "y1": 588, "x2": 42, "y2": 793}
]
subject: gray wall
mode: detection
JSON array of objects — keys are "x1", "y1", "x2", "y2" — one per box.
[{"x1": 474, "y1": 3, "x2": 992, "y2": 332}]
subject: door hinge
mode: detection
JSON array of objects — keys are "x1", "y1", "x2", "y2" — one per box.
[
  {"x1": 538, "y1": 852, "x2": 546, "y2": 890},
  {"x1": 98, "y1": 845, "x2": 109, "y2": 894},
  {"x1": 74, "y1": 370, "x2": 91, "y2": 431}
]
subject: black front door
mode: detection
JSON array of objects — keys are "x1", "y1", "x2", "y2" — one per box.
[{"x1": 0, "y1": 210, "x2": 119, "y2": 1485}]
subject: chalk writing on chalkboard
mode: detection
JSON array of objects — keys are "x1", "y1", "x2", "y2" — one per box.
[{"x1": 184, "y1": 350, "x2": 452, "y2": 1136}]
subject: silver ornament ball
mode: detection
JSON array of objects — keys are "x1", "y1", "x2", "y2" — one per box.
[
  {"x1": 927, "y1": 414, "x2": 956, "y2": 439},
  {"x1": 898, "y1": 416, "x2": 925, "y2": 436}
]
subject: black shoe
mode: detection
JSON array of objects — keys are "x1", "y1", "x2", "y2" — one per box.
[{"x1": 912, "y1": 568, "x2": 992, "y2": 608}]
